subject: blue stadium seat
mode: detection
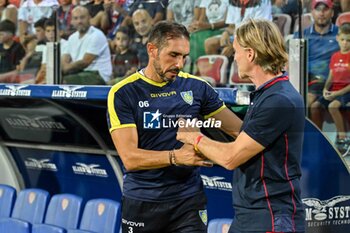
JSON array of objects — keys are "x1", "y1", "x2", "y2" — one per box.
[
  {"x1": 32, "y1": 224, "x2": 66, "y2": 233},
  {"x1": 67, "y1": 230, "x2": 94, "y2": 233},
  {"x1": 208, "y1": 218, "x2": 232, "y2": 233},
  {"x1": 0, "y1": 184, "x2": 16, "y2": 218},
  {"x1": 32, "y1": 193, "x2": 83, "y2": 233},
  {"x1": 68, "y1": 198, "x2": 121, "y2": 233},
  {"x1": 0, "y1": 218, "x2": 31, "y2": 233},
  {"x1": 0, "y1": 188, "x2": 50, "y2": 233},
  {"x1": 11, "y1": 188, "x2": 50, "y2": 224},
  {"x1": 45, "y1": 193, "x2": 83, "y2": 229}
]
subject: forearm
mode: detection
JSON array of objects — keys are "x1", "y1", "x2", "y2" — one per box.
[
  {"x1": 63, "y1": 60, "x2": 89, "y2": 74},
  {"x1": 192, "y1": 135, "x2": 238, "y2": 170},
  {"x1": 120, "y1": 148, "x2": 171, "y2": 171}
]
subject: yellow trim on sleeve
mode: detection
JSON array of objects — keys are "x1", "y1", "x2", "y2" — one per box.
[
  {"x1": 107, "y1": 74, "x2": 140, "y2": 129},
  {"x1": 109, "y1": 124, "x2": 137, "y2": 133},
  {"x1": 204, "y1": 104, "x2": 227, "y2": 119}
]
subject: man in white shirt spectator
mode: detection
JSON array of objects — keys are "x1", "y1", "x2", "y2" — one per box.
[
  {"x1": 61, "y1": 6, "x2": 112, "y2": 85},
  {"x1": 18, "y1": 0, "x2": 59, "y2": 44}
]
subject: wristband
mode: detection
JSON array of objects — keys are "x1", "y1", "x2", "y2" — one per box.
[
  {"x1": 194, "y1": 134, "x2": 204, "y2": 152},
  {"x1": 169, "y1": 150, "x2": 177, "y2": 166}
]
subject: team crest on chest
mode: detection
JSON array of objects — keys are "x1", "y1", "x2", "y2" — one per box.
[{"x1": 180, "y1": 91, "x2": 193, "y2": 105}]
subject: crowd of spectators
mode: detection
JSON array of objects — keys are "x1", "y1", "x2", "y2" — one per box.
[{"x1": 0, "y1": 0, "x2": 349, "y2": 150}]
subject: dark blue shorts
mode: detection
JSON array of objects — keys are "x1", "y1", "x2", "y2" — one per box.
[
  {"x1": 317, "y1": 92, "x2": 350, "y2": 108},
  {"x1": 121, "y1": 193, "x2": 207, "y2": 233}
]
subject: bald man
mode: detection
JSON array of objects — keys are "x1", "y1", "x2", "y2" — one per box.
[
  {"x1": 61, "y1": 6, "x2": 112, "y2": 85},
  {"x1": 129, "y1": 9, "x2": 153, "y2": 68}
]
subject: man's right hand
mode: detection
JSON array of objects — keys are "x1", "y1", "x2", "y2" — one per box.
[{"x1": 175, "y1": 144, "x2": 213, "y2": 167}]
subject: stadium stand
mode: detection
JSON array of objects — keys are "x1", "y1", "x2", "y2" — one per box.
[
  {"x1": 336, "y1": 11, "x2": 350, "y2": 26},
  {"x1": 196, "y1": 55, "x2": 229, "y2": 86},
  {"x1": 273, "y1": 13, "x2": 293, "y2": 37}
]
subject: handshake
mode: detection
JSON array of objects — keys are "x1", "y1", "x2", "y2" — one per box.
[{"x1": 172, "y1": 118, "x2": 213, "y2": 167}]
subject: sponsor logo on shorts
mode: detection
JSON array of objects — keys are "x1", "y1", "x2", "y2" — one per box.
[{"x1": 122, "y1": 218, "x2": 145, "y2": 228}]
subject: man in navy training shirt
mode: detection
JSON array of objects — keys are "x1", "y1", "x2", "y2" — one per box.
[
  {"x1": 177, "y1": 19, "x2": 306, "y2": 233},
  {"x1": 107, "y1": 21, "x2": 242, "y2": 233}
]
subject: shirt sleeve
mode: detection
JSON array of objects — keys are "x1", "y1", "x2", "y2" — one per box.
[
  {"x1": 86, "y1": 30, "x2": 108, "y2": 56},
  {"x1": 107, "y1": 85, "x2": 136, "y2": 132},
  {"x1": 242, "y1": 95, "x2": 294, "y2": 147}
]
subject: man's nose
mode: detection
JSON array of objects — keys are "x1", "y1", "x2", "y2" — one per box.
[{"x1": 176, "y1": 57, "x2": 185, "y2": 69}]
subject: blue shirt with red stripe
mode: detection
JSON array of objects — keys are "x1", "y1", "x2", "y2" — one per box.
[{"x1": 231, "y1": 73, "x2": 306, "y2": 232}]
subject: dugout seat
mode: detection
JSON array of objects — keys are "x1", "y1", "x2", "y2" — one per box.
[
  {"x1": 67, "y1": 198, "x2": 121, "y2": 233},
  {"x1": 273, "y1": 13, "x2": 292, "y2": 36},
  {"x1": 208, "y1": 218, "x2": 232, "y2": 233},
  {"x1": 336, "y1": 12, "x2": 350, "y2": 26},
  {"x1": 0, "y1": 184, "x2": 16, "y2": 218},
  {"x1": 32, "y1": 193, "x2": 83, "y2": 233},
  {"x1": 293, "y1": 13, "x2": 313, "y2": 34},
  {"x1": 0, "y1": 188, "x2": 49, "y2": 233},
  {"x1": 196, "y1": 55, "x2": 229, "y2": 86}
]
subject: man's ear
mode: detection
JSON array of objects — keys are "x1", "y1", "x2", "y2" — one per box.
[
  {"x1": 246, "y1": 48, "x2": 255, "y2": 63},
  {"x1": 147, "y1": 43, "x2": 157, "y2": 58}
]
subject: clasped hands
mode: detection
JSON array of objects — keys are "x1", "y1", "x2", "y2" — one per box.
[{"x1": 176, "y1": 118, "x2": 213, "y2": 167}]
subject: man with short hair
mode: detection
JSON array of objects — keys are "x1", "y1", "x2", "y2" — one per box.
[
  {"x1": 107, "y1": 21, "x2": 242, "y2": 233},
  {"x1": 130, "y1": 9, "x2": 153, "y2": 68},
  {"x1": 295, "y1": 0, "x2": 339, "y2": 107},
  {"x1": 0, "y1": 20, "x2": 25, "y2": 74},
  {"x1": 62, "y1": 6, "x2": 112, "y2": 85}
]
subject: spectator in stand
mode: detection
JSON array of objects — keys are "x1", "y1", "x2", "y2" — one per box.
[
  {"x1": 18, "y1": 0, "x2": 59, "y2": 44},
  {"x1": 56, "y1": 0, "x2": 75, "y2": 40},
  {"x1": 311, "y1": 23, "x2": 350, "y2": 152},
  {"x1": 129, "y1": 9, "x2": 153, "y2": 68},
  {"x1": 0, "y1": 20, "x2": 25, "y2": 81},
  {"x1": 340, "y1": 0, "x2": 350, "y2": 12},
  {"x1": 108, "y1": 26, "x2": 138, "y2": 85},
  {"x1": 121, "y1": 0, "x2": 167, "y2": 27},
  {"x1": 205, "y1": 0, "x2": 272, "y2": 58},
  {"x1": 85, "y1": 0, "x2": 110, "y2": 32},
  {"x1": 62, "y1": 6, "x2": 112, "y2": 85},
  {"x1": 0, "y1": 0, "x2": 17, "y2": 25},
  {"x1": 166, "y1": 0, "x2": 201, "y2": 29},
  {"x1": 15, "y1": 17, "x2": 48, "y2": 79},
  {"x1": 189, "y1": 0, "x2": 229, "y2": 62},
  {"x1": 105, "y1": 0, "x2": 132, "y2": 40},
  {"x1": 294, "y1": 0, "x2": 339, "y2": 108},
  {"x1": 35, "y1": 19, "x2": 67, "y2": 84}
]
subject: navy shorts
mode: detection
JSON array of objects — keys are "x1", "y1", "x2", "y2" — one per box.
[
  {"x1": 121, "y1": 193, "x2": 208, "y2": 233},
  {"x1": 317, "y1": 92, "x2": 350, "y2": 108}
]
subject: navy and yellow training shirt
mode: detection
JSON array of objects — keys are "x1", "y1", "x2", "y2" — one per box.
[{"x1": 107, "y1": 70, "x2": 225, "y2": 202}]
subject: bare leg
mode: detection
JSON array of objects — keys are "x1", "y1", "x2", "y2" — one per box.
[
  {"x1": 310, "y1": 101, "x2": 325, "y2": 130},
  {"x1": 328, "y1": 100, "x2": 346, "y2": 139},
  {"x1": 204, "y1": 36, "x2": 221, "y2": 55}
]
